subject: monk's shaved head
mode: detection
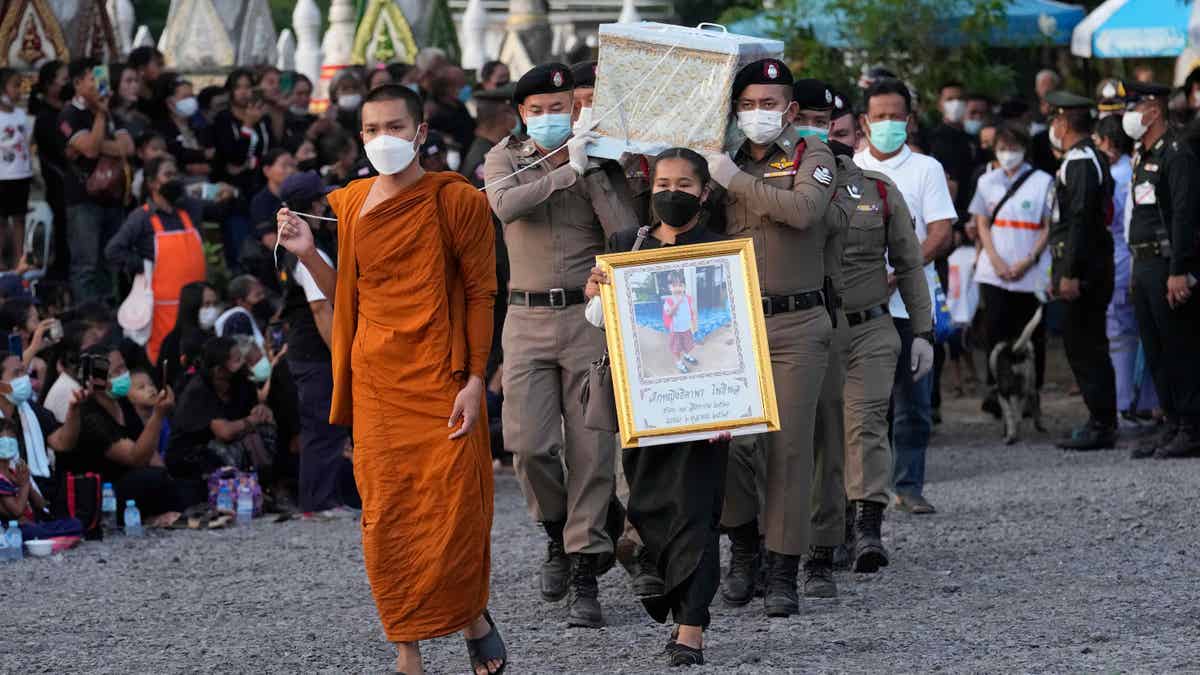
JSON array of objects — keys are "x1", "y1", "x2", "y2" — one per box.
[{"x1": 362, "y1": 84, "x2": 424, "y2": 128}]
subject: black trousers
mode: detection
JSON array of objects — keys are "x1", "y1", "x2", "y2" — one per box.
[
  {"x1": 1132, "y1": 256, "x2": 1200, "y2": 425},
  {"x1": 979, "y1": 283, "x2": 1046, "y2": 388},
  {"x1": 114, "y1": 467, "x2": 206, "y2": 525},
  {"x1": 1060, "y1": 273, "x2": 1117, "y2": 426}
]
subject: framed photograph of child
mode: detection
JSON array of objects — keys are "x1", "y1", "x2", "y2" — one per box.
[{"x1": 596, "y1": 238, "x2": 780, "y2": 448}]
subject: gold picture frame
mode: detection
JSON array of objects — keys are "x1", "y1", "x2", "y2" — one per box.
[{"x1": 596, "y1": 237, "x2": 780, "y2": 448}]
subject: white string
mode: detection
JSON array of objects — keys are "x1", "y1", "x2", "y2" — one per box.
[
  {"x1": 274, "y1": 209, "x2": 338, "y2": 270},
  {"x1": 476, "y1": 38, "x2": 684, "y2": 193}
]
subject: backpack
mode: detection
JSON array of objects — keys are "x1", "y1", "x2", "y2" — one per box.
[{"x1": 52, "y1": 472, "x2": 104, "y2": 541}]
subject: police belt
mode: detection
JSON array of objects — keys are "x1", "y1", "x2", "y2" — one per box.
[
  {"x1": 846, "y1": 304, "x2": 889, "y2": 327},
  {"x1": 1130, "y1": 241, "x2": 1166, "y2": 261},
  {"x1": 508, "y1": 288, "x2": 587, "y2": 308},
  {"x1": 761, "y1": 290, "x2": 825, "y2": 317}
]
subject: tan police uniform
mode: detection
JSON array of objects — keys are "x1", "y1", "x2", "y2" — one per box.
[
  {"x1": 483, "y1": 134, "x2": 637, "y2": 555},
  {"x1": 841, "y1": 170, "x2": 930, "y2": 505},
  {"x1": 717, "y1": 125, "x2": 848, "y2": 556}
]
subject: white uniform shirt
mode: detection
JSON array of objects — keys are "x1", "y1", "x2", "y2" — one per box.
[
  {"x1": 968, "y1": 163, "x2": 1054, "y2": 294},
  {"x1": 854, "y1": 146, "x2": 958, "y2": 319}
]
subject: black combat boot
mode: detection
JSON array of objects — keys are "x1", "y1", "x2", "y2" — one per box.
[
  {"x1": 720, "y1": 521, "x2": 760, "y2": 606},
  {"x1": 832, "y1": 504, "x2": 854, "y2": 570},
  {"x1": 1131, "y1": 420, "x2": 1177, "y2": 459},
  {"x1": 567, "y1": 553, "x2": 605, "y2": 628},
  {"x1": 1154, "y1": 424, "x2": 1200, "y2": 459},
  {"x1": 630, "y1": 545, "x2": 666, "y2": 599},
  {"x1": 851, "y1": 500, "x2": 889, "y2": 573},
  {"x1": 802, "y1": 546, "x2": 837, "y2": 598},
  {"x1": 763, "y1": 552, "x2": 801, "y2": 617},
  {"x1": 540, "y1": 521, "x2": 571, "y2": 602}
]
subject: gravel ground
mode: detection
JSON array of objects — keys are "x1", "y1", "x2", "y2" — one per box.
[{"x1": 8, "y1": 383, "x2": 1200, "y2": 673}]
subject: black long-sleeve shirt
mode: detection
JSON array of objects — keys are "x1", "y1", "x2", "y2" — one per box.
[
  {"x1": 1129, "y1": 129, "x2": 1200, "y2": 276},
  {"x1": 1050, "y1": 139, "x2": 1113, "y2": 281}
]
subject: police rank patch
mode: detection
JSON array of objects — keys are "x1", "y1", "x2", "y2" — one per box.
[
  {"x1": 845, "y1": 184, "x2": 862, "y2": 199},
  {"x1": 813, "y1": 166, "x2": 833, "y2": 185}
]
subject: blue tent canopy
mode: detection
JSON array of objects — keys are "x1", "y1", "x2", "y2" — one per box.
[
  {"x1": 728, "y1": 0, "x2": 1085, "y2": 48},
  {"x1": 1071, "y1": 0, "x2": 1193, "y2": 58}
]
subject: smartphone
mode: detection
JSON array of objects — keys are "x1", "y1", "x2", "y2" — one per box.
[
  {"x1": 7, "y1": 333, "x2": 21, "y2": 357},
  {"x1": 48, "y1": 319, "x2": 62, "y2": 343},
  {"x1": 81, "y1": 354, "x2": 109, "y2": 385},
  {"x1": 92, "y1": 64, "x2": 111, "y2": 99},
  {"x1": 268, "y1": 322, "x2": 286, "y2": 349}
]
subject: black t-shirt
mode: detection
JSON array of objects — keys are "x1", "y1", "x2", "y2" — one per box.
[
  {"x1": 168, "y1": 374, "x2": 257, "y2": 453},
  {"x1": 57, "y1": 100, "x2": 125, "y2": 204},
  {"x1": 927, "y1": 123, "x2": 978, "y2": 219},
  {"x1": 74, "y1": 398, "x2": 145, "y2": 484}
]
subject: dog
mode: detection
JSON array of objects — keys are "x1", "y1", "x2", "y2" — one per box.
[{"x1": 989, "y1": 306, "x2": 1045, "y2": 445}]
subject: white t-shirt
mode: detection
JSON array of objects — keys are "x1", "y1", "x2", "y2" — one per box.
[
  {"x1": 968, "y1": 163, "x2": 1054, "y2": 294},
  {"x1": 854, "y1": 146, "x2": 957, "y2": 319},
  {"x1": 43, "y1": 373, "x2": 81, "y2": 423},
  {"x1": 292, "y1": 250, "x2": 334, "y2": 302},
  {"x1": 0, "y1": 107, "x2": 34, "y2": 181}
]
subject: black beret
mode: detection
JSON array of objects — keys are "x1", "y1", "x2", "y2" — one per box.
[
  {"x1": 1124, "y1": 80, "x2": 1171, "y2": 104},
  {"x1": 732, "y1": 59, "x2": 793, "y2": 99},
  {"x1": 793, "y1": 78, "x2": 834, "y2": 110},
  {"x1": 571, "y1": 61, "x2": 597, "y2": 89},
  {"x1": 513, "y1": 63, "x2": 574, "y2": 104}
]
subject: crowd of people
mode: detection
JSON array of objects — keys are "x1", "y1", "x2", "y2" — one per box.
[{"x1": 1, "y1": 36, "x2": 1198, "y2": 674}]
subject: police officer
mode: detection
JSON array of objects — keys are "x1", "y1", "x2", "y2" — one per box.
[
  {"x1": 1123, "y1": 81, "x2": 1200, "y2": 459},
  {"x1": 707, "y1": 59, "x2": 850, "y2": 617},
  {"x1": 1044, "y1": 91, "x2": 1119, "y2": 450},
  {"x1": 1095, "y1": 78, "x2": 1126, "y2": 120},
  {"x1": 482, "y1": 63, "x2": 638, "y2": 628}
]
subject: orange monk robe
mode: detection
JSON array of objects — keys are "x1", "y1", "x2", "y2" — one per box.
[{"x1": 326, "y1": 172, "x2": 497, "y2": 643}]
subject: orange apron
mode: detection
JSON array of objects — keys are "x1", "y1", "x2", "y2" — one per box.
[{"x1": 145, "y1": 205, "x2": 206, "y2": 362}]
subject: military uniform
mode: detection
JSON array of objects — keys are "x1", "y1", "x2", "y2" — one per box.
[
  {"x1": 1045, "y1": 92, "x2": 1118, "y2": 446},
  {"x1": 483, "y1": 64, "x2": 640, "y2": 627},
  {"x1": 1125, "y1": 82, "x2": 1200, "y2": 458}
]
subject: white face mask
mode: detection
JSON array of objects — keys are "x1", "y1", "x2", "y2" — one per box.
[
  {"x1": 199, "y1": 306, "x2": 219, "y2": 330},
  {"x1": 942, "y1": 99, "x2": 966, "y2": 124},
  {"x1": 446, "y1": 149, "x2": 461, "y2": 172},
  {"x1": 337, "y1": 93, "x2": 362, "y2": 110},
  {"x1": 737, "y1": 108, "x2": 785, "y2": 146},
  {"x1": 1048, "y1": 122, "x2": 1063, "y2": 151},
  {"x1": 996, "y1": 149, "x2": 1025, "y2": 171},
  {"x1": 1122, "y1": 110, "x2": 1148, "y2": 141},
  {"x1": 364, "y1": 133, "x2": 419, "y2": 175},
  {"x1": 174, "y1": 96, "x2": 198, "y2": 118},
  {"x1": 573, "y1": 106, "x2": 594, "y2": 133}
]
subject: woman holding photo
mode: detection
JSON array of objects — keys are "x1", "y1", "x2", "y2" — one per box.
[{"x1": 584, "y1": 147, "x2": 730, "y2": 668}]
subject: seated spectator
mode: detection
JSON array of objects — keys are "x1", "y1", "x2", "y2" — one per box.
[
  {"x1": 128, "y1": 366, "x2": 170, "y2": 457},
  {"x1": 0, "y1": 349, "x2": 85, "y2": 496},
  {"x1": 317, "y1": 129, "x2": 367, "y2": 187},
  {"x1": 0, "y1": 417, "x2": 83, "y2": 540},
  {"x1": 157, "y1": 280, "x2": 219, "y2": 392},
  {"x1": 104, "y1": 155, "x2": 232, "y2": 362},
  {"x1": 166, "y1": 336, "x2": 274, "y2": 482},
  {"x1": 41, "y1": 320, "x2": 88, "y2": 423},
  {"x1": 294, "y1": 137, "x2": 319, "y2": 173},
  {"x1": 0, "y1": 297, "x2": 57, "y2": 395},
  {"x1": 216, "y1": 275, "x2": 271, "y2": 345},
  {"x1": 154, "y1": 73, "x2": 213, "y2": 178},
  {"x1": 72, "y1": 345, "x2": 199, "y2": 526}
]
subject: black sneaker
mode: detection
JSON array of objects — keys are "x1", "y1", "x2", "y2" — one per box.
[
  {"x1": 763, "y1": 552, "x2": 800, "y2": 617},
  {"x1": 1057, "y1": 420, "x2": 1117, "y2": 451}
]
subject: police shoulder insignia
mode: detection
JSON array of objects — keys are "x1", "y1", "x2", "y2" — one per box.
[
  {"x1": 769, "y1": 157, "x2": 795, "y2": 171},
  {"x1": 845, "y1": 184, "x2": 862, "y2": 200},
  {"x1": 813, "y1": 166, "x2": 833, "y2": 185}
]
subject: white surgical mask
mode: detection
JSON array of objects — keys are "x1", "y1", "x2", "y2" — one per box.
[
  {"x1": 1121, "y1": 110, "x2": 1148, "y2": 141},
  {"x1": 364, "y1": 134, "x2": 418, "y2": 175},
  {"x1": 289, "y1": 105, "x2": 310, "y2": 117},
  {"x1": 573, "y1": 106, "x2": 594, "y2": 133},
  {"x1": 199, "y1": 306, "x2": 220, "y2": 330},
  {"x1": 337, "y1": 93, "x2": 362, "y2": 110},
  {"x1": 963, "y1": 119, "x2": 984, "y2": 136},
  {"x1": 942, "y1": 99, "x2": 966, "y2": 124},
  {"x1": 446, "y1": 149, "x2": 461, "y2": 172},
  {"x1": 1048, "y1": 122, "x2": 1063, "y2": 151},
  {"x1": 996, "y1": 149, "x2": 1025, "y2": 171},
  {"x1": 737, "y1": 108, "x2": 785, "y2": 146},
  {"x1": 174, "y1": 96, "x2": 198, "y2": 118}
]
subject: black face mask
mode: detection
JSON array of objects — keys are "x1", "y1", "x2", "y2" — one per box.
[
  {"x1": 251, "y1": 299, "x2": 274, "y2": 323},
  {"x1": 159, "y1": 179, "x2": 185, "y2": 205},
  {"x1": 652, "y1": 190, "x2": 704, "y2": 229},
  {"x1": 297, "y1": 158, "x2": 320, "y2": 173},
  {"x1": 827, "y1": 139, "x2": 855, "y2": 158}
]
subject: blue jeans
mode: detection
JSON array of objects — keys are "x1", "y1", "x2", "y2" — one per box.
[
  {"x1": 891, "y1": 317, "x2": 933, "y2": 497},
  {"x1": 66, "y1": 202, "x2": 122, "y2": 302}
]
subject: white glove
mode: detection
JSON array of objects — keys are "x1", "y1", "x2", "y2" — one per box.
[
  {"x1": 705, "y1": 151, "x2": 739, "y2": 188},
  {"x1": 567, "y1": 131, "x2": 598, "y2": 175},
  {"x1": 910, "y1": 335, "x2": 934, "y2": 382},
  {"x1": 584, "y1": 296, "x2": 606, "y2": 329}
]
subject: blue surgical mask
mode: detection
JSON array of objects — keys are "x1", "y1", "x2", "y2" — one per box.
[
  {"x1": 524, "y1": 113, "x2": 572, "y2": 149},
  {"x1": 795, "y1": 125, "x2": 829, "y2": 142},
  {"x1": 108, "y1": 371, "x2": 131, "y2": 399},
  {"x1": 404, "y1": 82, "x2": 420, "y2": 94},
  {"x1": 251, "y1": 356, "x2": 272, "y2": 383},
  {"x1": 457, "y1": 85, "x2": 473, "y2": 103},
  {"x1": 868, "y1": 120, "x2": 908, "y2": 154},
  {"x1": 963, "y1": 118, "x2": 984, "y2": 136},
  {"x1": 0, "y1": 437, "x2": 17, "y2": 461},
  {"x1": 4, "y1": 375, "x2": 32, "y2": 405}
]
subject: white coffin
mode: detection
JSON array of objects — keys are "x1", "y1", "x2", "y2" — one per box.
[{"x1": 589, "y1": 22, "x2": 784, "y2": 160}]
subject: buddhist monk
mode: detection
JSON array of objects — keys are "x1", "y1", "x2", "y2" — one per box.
[{"x1": 275, "y1": 84, "x2": 506, "y2": 675}]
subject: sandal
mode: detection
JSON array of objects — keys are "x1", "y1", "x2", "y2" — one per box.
[
  {"x1": 464, "y1": 610, "x2": 507, "y2": 675},
  {"x1": 668, "y1": 643, "x2": 704, "y2": 667}
]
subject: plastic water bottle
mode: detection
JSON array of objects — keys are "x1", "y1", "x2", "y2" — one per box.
[
  {"x1": 124, "y1": 500, "x2": 144, "y2": 538},
  {"x1": 6, "y1": 521, "x2": 22, "y2": 561},
  {"x1": 236, "y1": 484, "x2": 253, "y2": 526},
  {"x1": 217, "y1": 484, "x2": 234, "y2": 513},
  {"x1": 101, "y1": 483, "x2": 118, "y2": 532},
  {"x1": 0, "y1": 526, "x2": 8, "y2": 561}
]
